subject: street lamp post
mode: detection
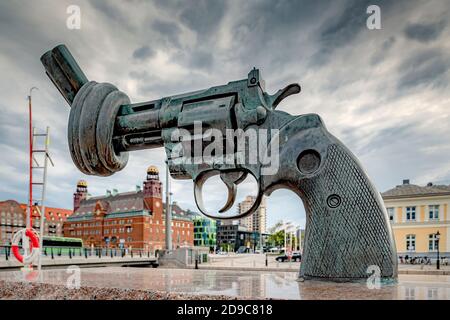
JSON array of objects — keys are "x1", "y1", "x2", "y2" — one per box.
[{"x1": 436, "y1": 231, "x2": 440, "y2": 270}]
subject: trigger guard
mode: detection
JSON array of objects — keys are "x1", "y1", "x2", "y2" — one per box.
[{"x1": 193, "y1": 170, "x2": 263, "y2": 220}]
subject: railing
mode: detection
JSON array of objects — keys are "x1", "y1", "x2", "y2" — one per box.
[{"x1": 0, "y1": 245, "x2": 157, "y2": 261}]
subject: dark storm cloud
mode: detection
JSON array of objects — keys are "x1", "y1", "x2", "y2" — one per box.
[
  {"x1": 397, "y1": 49, "x2": 450, "y2": 90},
  {"x1": 179, "y1": 0, "x2": 227, "y2": 36},
  {"x1": 151, "y1": 19, "x2": 182, "y2": 48},
  {"x1": 130, "y1": 69, "x2": 212, "y2": 97},
  {"x1": 132, "y1": 45, "x2": 155, "y2": 61},
  {"x1": 370, "y1": 36, "x2": 396, "y2": 65},
  {"x1": 188, "y1": 50, "x2": 213, "y2": 69},
  {"x1": 154, "y1": 0, "x2": 227, "y2": 36},
  {"x1": 312, "y1": 0, "x2": 395, "y2": 66},
  {"x1": 88, "y1": 0, "x2": 135, "y2": 32},
  {"x1": 353, "y1": 122, "x2": 417, "y2": 155},
  {"x1": 170, "y1": 49, "x2": 214, "y2": 71},
  {"x1": 404, "y1": 20, "x2": 447, "y2": 43}
]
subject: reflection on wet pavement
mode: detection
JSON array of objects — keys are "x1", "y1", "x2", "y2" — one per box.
[{"x1": 0, "y1": 267, "x2": 449, "y2": 300}]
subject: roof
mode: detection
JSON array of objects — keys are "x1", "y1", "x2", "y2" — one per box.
[
  {"x1": 381, "y1": 183, "x2": 450, "y2": 199},
  {"x1": 20, "y1": 203, "x2": 72, "y2": 221},
  {"x1": 0, "y1": 200, "x2": 73, "y2": 222},
  {"x1": 73, "y1": 190, "x2": 146, "y2": 218},
  {"x1": 72, "y1": 190, "x2": 195, "y2": 222}
]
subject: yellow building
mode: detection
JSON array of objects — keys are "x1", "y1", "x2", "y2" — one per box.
[{"x1": 382, "y1": 179, "x2": 449, "y2": 258}]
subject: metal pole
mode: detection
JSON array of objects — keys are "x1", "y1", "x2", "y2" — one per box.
[
  {"x1": 294, "y1": 229, "x2": 297, "y2": 251},
  {"x1": 23, "y1": 88, "x2": 37, "y2": 268},
  {"x1": 38, "y1": 127, "x2": 50, "y2": 271},
  {"x1": 290, "y1": 231, "x2": 293, "y2": 251},
  {"x1": 27, "y1": 96, "x2": 33, "y2": 229},
  {"x1": 299, "y1": 229, "x2": 302, "y2": 252},
  {"x1": 436, "y1": 232, "x2": 440, "y2": 270},
  {"x1": 165, "y1": 162, "x2": 172, "y2": 251},
  {"x1": 259, "y1": 229, "x2": 263, "y2": 254}
]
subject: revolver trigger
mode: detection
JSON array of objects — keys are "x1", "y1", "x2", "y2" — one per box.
[
  {"x1": 218, "y1": 182, "x2": 236, "y2": 213},
  {"x1": 218, "y1": 171, "x2": 247, "y2": 213},
  {"x1": 193, "y1": 174, "x2": 209, "y2": 217}
]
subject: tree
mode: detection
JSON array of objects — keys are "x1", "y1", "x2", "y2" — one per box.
[{"x1": 267, "y1": 230, "x2": 284, "y2": 247}]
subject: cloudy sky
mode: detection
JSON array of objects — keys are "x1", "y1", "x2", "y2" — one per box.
[{"x1": 0, "y1": 0, "x2": 449, "y2": 230}]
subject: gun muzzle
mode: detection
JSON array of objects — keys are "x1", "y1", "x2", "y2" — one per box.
[{"x1": 40, "y1": 44, "x2": 88, "y2": 104}]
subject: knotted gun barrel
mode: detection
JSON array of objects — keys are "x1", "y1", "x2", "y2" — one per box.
[{"x1": 41, "y1": 45, "x2": 165, "y2": 175}]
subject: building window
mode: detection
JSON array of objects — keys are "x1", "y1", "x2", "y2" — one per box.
[
  {"x1": 427, "y1": 288, "x2": 438, "y2": 300},
  {"x1": 406, "y1": 234, "x2": 415, "y2": 251},
  {"x1": 405, "y1": 287, "x2": 415, "y2": 300},
  {"x1": 428, "y1": 205, "x2": 439, "y2": 220},
  {"x1": 406, "y1": 207, "x2": 416, "y2": 221},
  {"x1": 386, "y1": 207, "x2": 394, "y2": 221},
  {"x1": 429, "y1": 234, "x2": 439, "y2": 251}
]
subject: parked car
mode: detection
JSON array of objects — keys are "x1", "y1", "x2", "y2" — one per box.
[{"x1": 276, "y1": 252, "x2": 302, "y2": 262}]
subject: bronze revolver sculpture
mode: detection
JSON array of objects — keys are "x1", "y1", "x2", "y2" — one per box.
[{"x1": 41, "y1": 44, "x2": 397, "y2": 281}]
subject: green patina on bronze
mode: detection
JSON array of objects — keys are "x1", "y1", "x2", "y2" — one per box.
[{"x1": 41, "y1": 44, "x2": 397, "y2": 281}]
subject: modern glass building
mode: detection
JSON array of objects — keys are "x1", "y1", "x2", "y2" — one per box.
[{"x1": 193, "y1": 217, "x2": 217, "y2": 248}]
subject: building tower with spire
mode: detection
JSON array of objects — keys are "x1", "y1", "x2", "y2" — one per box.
[
  {"x1": 143, "y1": 165, "x2": 163, "y2": 214},
  {"x1": 73, "y1": 180, "x2": 88, "y2": 212}
]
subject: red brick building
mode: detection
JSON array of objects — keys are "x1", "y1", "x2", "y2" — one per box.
[
  {"x1": 0, "y1": 200, "x2": 73, "y2": 244},
  {"x1": 64, "y1": 166, "x2": 194, "y2": 251}
]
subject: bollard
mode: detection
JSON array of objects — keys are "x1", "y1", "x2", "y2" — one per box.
[
  {"x1": 69, "y1": 248, "x2": 72, "y2": 259},
  {"x1": 195, "y1": 257, "x2": 198, "y2": 269},
  {"x1": 51, "y1": 247, "x2": 54, "y2": 259},
  {"x1": 131, "y1": 250, "x2": 133, "y2": 258},
  {"x1": 84, "y1": 248, "x2": 88, "y2": 259},
  {"x1": 265, "y1": 254, "x2": 268, "y2": 267},
  {"x1": 5, "y1": 246, "x2": 9, "y2": 261},
  {"x1": 110, "y1": 249, "x2": 113, "y2": 258}
]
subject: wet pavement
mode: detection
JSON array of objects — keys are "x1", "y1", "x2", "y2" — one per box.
[{"x1": 0, "y1": 267, "x2": 449, "y2": 300}]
